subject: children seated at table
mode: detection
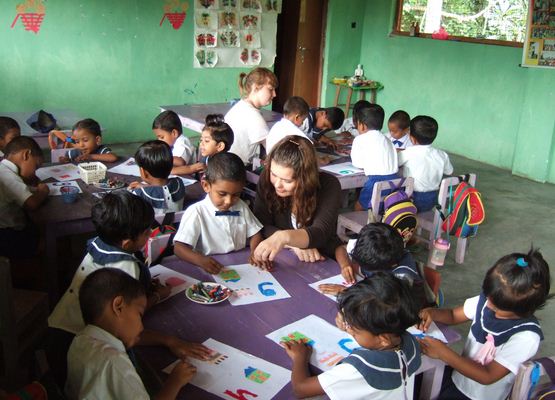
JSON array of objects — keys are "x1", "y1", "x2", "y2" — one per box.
[
  {"x1": 48, "y1": 191, "x2": 210, "y2": 387},
  {"x1": 418, "y1": 248, "x2": 551, "y2": 400},
  {"x1": 199, "y1": 114, "x2": 234, "y2": 163},
  {"x1": 350, "y1": 103, "x2": 398, "y2": 211},
  {"x1": 61, "y1": 118, "x2": 118, "y2": 163},
  {"x1": 266, "y1": 96, "x2": 311, "y2": 154},
  {"x1": 153, "y1": 110, "x2": 205, "y2": 176},
  {"x1": 174, "y1": 152, "x2": 264, "y2": 273},
  {"x1": 0, "y1": 116, "x2": 21, "y2": 159},
  {"x1": 128, "y1": 140, "x2": 186, "y2": 214},
  {"x1": 0, "y1": 136, "x2": 48, "y2": 259},
  {"x1": 398, "y1": 116, "x2": 453, "y2": 212},
  {"x1": 284, "y1": 273, "x2": 421, "y2": 399},
  {"x1": 334, "y1": 100, "x2": 371, "y2": 140},
  {"x1": 302, "y1": 106, "x2": 344, "y2": 148},
  {"x1": 65, "y1": 268, "x2": 197, "y2": 400},
  {"x1": 386, "y1": 110, "x2": 412, "y2": 150},
  {"x1": 319, "y1": 223, "x2": 428, "y2": 309}
]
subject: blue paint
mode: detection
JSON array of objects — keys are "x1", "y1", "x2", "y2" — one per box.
[
  {"x1": 258, "y1": 282, "x2": 276, "y2": 296},
  {"x1": 338, "y1": 338, "x2": 358, "y2": 353}
]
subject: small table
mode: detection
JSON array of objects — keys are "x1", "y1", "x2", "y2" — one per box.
[
  {"x1": 160, "y1": 103, "x2": 282, "y2": 134},
  {"x1": 332, "y1": 81, "x2": 384, "y2": 116},
  {"x1": 138, "y1": 249, "x2": 460, "y2": 399}
]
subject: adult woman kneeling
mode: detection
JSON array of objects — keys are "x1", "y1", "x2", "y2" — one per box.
[{"x1": 253, "y1": 136, "x2": 342, "y2": 264}]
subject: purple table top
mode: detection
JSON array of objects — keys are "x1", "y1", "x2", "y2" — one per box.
[{"x1": 138, "y1": 249, "x2": 460, "y2": 399}]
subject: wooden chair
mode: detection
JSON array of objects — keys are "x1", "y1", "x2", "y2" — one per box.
[
  {"x1": 0, "y1": 257, "x2": 49, "y2": 388},
  {"x1": 416, "y1": 174, "x2": 477, "y2": 265},
  {"x1": 336, "y1": 177, "x2": 414, "y2": 241}
]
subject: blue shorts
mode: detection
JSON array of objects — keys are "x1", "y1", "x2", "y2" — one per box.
[
  {"x1": 358, "y1": 173, "x2": 399, "y2": 210},
  {"x1": 412, "y1": 190, "x2": 439, "y2": 212}
]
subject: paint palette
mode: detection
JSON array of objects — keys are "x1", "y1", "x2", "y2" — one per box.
[{"x1": 186, "y1": 282, "x2": 231, "y2": 305}]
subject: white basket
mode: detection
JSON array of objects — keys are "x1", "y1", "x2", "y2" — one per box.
[{"x1": 78, "y1": 162, "x2": 107, "y2": 184}]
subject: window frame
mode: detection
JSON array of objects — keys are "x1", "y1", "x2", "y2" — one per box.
[{"x1": 392, "y1": 0, "x2": 525, "y2": 48}]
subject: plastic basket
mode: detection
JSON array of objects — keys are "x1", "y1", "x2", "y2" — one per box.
[{"x1": 78, "y1": 162, "x2": 107, "y2": 184}]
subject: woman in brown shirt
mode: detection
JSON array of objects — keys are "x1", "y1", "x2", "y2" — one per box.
[{"x1": 252, "y1": 136, "x2": 342, "y2": 264}]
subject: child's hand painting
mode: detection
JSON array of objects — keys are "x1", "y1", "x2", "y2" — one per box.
[
  {"x1": 418, "y1": 308, "x2": 435, "y2": 332},
  {"x1": 318, "y1": 283, "x2": 346, "y2": 296},
  {"x1": 340, "y1": 264, "x2": 356, "y2": 284},
  {"x1": 282, "y1": 339, "x2": 312, "y2": 363},
  {"x1": 167, "y1": 337, "x2": 212, "y2": 360},
  {"x1": 198, "y1": 256, "x2": 223, "y2": 274},
  {"x1": 169, "y1": 360, "x2": 197, "y2": 386}
]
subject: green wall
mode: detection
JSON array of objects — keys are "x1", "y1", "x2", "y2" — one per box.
[
  {"x1": 0, "y1": 0, "x2": 247, "y2": 143},
  {"x1": 322, "y1": 0, "x2": 555, "y2": 183}
]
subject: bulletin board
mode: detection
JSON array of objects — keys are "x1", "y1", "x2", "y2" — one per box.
[
  {"x1": 193, "y1": 0, "x2": 281, "y2": 68},
  {"x1": 522, "y1": 0, "x2": 555, "y2": 68}
]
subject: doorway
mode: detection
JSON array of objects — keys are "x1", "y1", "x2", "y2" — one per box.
[{"x1": 273, "y1": 0, "x2": 328, "y2": 112}]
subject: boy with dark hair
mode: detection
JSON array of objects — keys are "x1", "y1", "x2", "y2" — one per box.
[
  {"x1": 335, "y1": 100, "x2": 371, "y2": 139},
  {"x1": 0, "y1": 136, "x2": 48, "y2": 258},
  {"x1": 128, "y1": 140, "x2": 186, "y2": 213},
  {"x1": 174, "y1": 152, "x2": 264, "y2": 273},
  {"x1": 302, "y1": 106, "x2": 345, "y2": 148},
  {"x1": 62, "y1": 118, "x2": 117, "y2": 163},
  {"x1": 66, "y1": 268, "x2": 197, "y2": 400},
  {"x1": 266, "y1": 96, "x2": 311, "y2": 153},
  {"x1": 398, "y1": 115, "x2": 453, "y2": 212},
  {"x1": 0, "y1": 116, "x2": 21, "y2": 158},
  {"x1": 351, "y1": 103, "x2": 399, "y2": 210},
  {"x1": 48, "y1": 191, "x2": 210, "y2": 387},
  {"x1": 284, "y1": 273, "x2": 421, "y2": 399},
  {"x1": 386, "y1": 110, "x2": 412, "y2": 150}
]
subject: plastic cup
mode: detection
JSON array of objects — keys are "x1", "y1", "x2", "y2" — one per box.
[{"x1": 60, "y1": 186, "x2": 79, "y2": 203}]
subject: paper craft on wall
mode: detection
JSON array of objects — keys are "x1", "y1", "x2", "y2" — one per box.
[
  {"x1": 149, "y1": 264, "x2": 199, "y2": 301},
  {"x1": 221, "y1": 0, "x2": 238, "y2": 8},
  {"x1": 219, "y1": 30, "x2": 240, "y2": 47},
  {"x1": 196, "y1": 32, "x2": 218, "y2": 47},
  {"x1": 212, "y1": 264, "x2": 290, "y2": 305},
  {"x1": 219, "y1": 11, "x2": 239, "y2": 28},
  {"x1": 263, "y1": 0, "x2": 281, "y2": 13},
  {"x1": 163, "y1": 338, "x2": 290, "y2": 399},
  {"x1": 11, "y1": 0, "x2": 46, "y2": 34},
  {"x1": 241, "y1": 0, "x2": 262, "y2": 12},
  {"x1": 242, "y1": 31, "x2": 261, "y2": 48},
  {"x1": 196, "y1": 49, "x2": 219, "y2": 67},
  {"x1": 241, "y1": 13, "x2": 260, "y2": 29},
  {"x1": 197, "y1": 0, "x2": 219, "y2": 10},
  {"x1": 522, "y1": 0, "x2": 555, "y2": 68},
  {"x1": 160, "y1": 0, "x2": 189, "y2": 30},
  {"x1": 46, "y1": 181, "x2": 82, "y2": 196},
  {"x1": 266, "y1": 315, "x2": 358, "y2": 371},
  {"x1": 239, "y1": 48, "x2": 261, "y2": 65},
  {"x1": 107, "y1": 157, "x2": 141, "y2": 177},
  {"x1": 196, "y1": 10, "x2": 218, "y2": 29}
]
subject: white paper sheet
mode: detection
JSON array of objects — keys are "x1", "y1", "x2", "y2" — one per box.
[
  {"x1": 308, "y1": 274, "x2": 358, "y2": 302},
  {"x1": 212, "y1": 264, "x2": 290, "y2": 306},
  {"x1": 36, "y1": 163, "x2": 81, "y2": 182},
  {"x1": 108, "y1": 157, "x2": 141, "y2": 177},
  {"x1": 163, "y1": 338, "x2": 290, "y2": 399},
  {"x1": 266, "y1": 315, "x2": 358, "y2": 372},
  {"x1": 407, "y1": 321, "x2": 448, "y2": 343},
  {"x1": 149, "y1": 264, "x2": 199, "y2": 301},
  {"x1": 46, "y1": 180, "x2": 82, "y2": 196},
  {"x1": 319, "y1": 162, "x2": 363, "y2": 176},
  {"x1": 169, "y1": 175, "x2": 198, "y2": 186}
]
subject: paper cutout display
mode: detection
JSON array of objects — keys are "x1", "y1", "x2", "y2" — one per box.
[
  {"x1": 197, "y1": 0, "x2": 218, "y2": 9},
  {"x1": 220, "y1": 30, "x2": 240, "y2": 47},
  {"x1": 241, "y1": 0, "x2": 262, "y2": 11},
  {"x1": 212, "y1": 264, "x2": 290, "y2": 305},
  {"x1": 11, "y1": 0, "x2": 46, "y2": 34},
  {"x1": 160, "y1": 0, "x2": 189, "y2": 30},
  {"x1": 239, "y1": 48, "x2": 261, "y2": 65},
  {"x1": 107, "y1": 157, "x2": 141, "y2": 177},
  {"x1": 46, "y1": 180, "x2": 82, "y2": 196},
  {"x1": 264, "y1": 0, "x2": 281, "y2": 12},
  {"x1": 196, "y1": 10, "x2": 218, "y2": 29},
  {"x1": 163, "y1": 338, "x2": 289, "y2": 399},
  {"x1": 149, "y1": 264, "x2": 199, "y2": 301},
  {"x1": 219, "y1": 11, "x2": 239, "y2": 28},
  {"x1": 196, "y1": 32, "x2": 218, "y2": 47},
  {"x1": 266, "y1": 314, "x2": 357, "y2": 371},
  {"x1": 241, "y1": 13, "x2": 260, "y2": 29},
  {"x1": 221, "y1": 0, "x2": 238, "y2": 8},
  {"x1": 242, "y1": 31, "x2": 260, "y2": 48},
  {"x1": 196, "y1": 49, "x2": 218, "y2": 67}
]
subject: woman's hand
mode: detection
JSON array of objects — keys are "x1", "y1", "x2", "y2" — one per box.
[
  {"x1": 253, "y1": 231, "x2": 287, "y2": 262},
  {"x1": 249, "y1": 252, "x2": 273, "y2": 271},
  {"x1": 291, "y1": 247, "x2": 325, "y2": 263}
]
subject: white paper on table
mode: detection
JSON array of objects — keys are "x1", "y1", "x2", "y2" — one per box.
[
  {"x1": 149, "y1": 264, "x2": 199, "y2": 301},
  {"x1": 36, "y1": 164, "x2": 81, "y2": 182},
  {"x1": 308, "y1": 274, "x2": 358, "y2": 302},
  {"x1": 169, "y1": 175, "x2": 198, "y2": 187},
  {"x1": 319, "y1": 162, "x2": 363, "y2": 176},
  {"x1": 266, "y1": 315, "x2": 358, "y2": 372},
  {"x1": 163, "y1": 338, "x2": 290, "y2": 399},
  {"x1": 212, "y1": 264, "x2": 290, "y2": 306},
  {"x1": 407, "y1": 321, "x2": 448, "y2": 343},
  {"x1": 46, "y1": 180, "x2": 82, "y2": 196},
  {"x1": 108, "y1": 157, "x2": 141, "y2": 177}
]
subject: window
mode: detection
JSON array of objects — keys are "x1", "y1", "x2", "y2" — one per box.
[{"x1": 394, "y1": 0, "x2": 529, "y2": 46}]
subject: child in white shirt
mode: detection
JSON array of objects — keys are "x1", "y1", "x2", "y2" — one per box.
[
  {"x1": 334, "y1": 100, "x2": 371, "y2": 140},
  {"x1": 66, "y1": 268, "x2": 196, "y2": 400},
  {"x1": 283, "y1": 273, "x2": 421, "y2": 400},
  {"x1": 266, "y1": 96, "x2": 311, "y2": 154},
  {"x1": 398, "y1": 116, "x2": 453, "y2": 212},
  {"x1": 174, "y1": 152, "x2": 264, "y2": 273},
  {"x1": 385, "y1": 110, "x2": 412, "y2": 150},
  {"x1": 350, "y1": 103, "x2": 398, "y2": 210}
]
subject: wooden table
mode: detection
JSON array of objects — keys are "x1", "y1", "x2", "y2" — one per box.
[
  {"x1": 138, "y1": 249, "x2": 459, "y2": 399},
  {"x1": 160, "y1": 103, "x2": 282, "y2": 134},
  {"x1": 331, "y1": 81, "x2": 384, "y2": 116}
]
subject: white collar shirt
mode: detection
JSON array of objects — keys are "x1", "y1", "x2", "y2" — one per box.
[
  {"x1": 350, "y1": 130, "x2": 398, "y2": 176},
  {"x1": 398, "y1": 145, "x2": 453, "y2": 192},
  {"x1": 0, "y1": 159, "x2": 33, "y2": 229}
]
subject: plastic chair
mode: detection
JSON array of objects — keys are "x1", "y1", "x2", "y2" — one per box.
[
  {"x1": 416, "y1": 174, "x2": 477, "y2": 265},
  {"x1": 336, "y1": 177, "x2": 414, "y2": 241},
  {"x1": 0, "y1": 257, "x2": 49, "y2": 388}
]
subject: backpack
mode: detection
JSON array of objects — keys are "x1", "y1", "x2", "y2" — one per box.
[
  {"x1": 144, "y1": 212, "x2": 177, "y2": 266},
  {"x1": 381, "y1": 179, "x2": 418, "y2": 243},
  {"x1": 440, "y1": 175, "x2": 485, "y2": 238},
  {"x1": 511, "y1": 357, "x2": 555, "y2": 400}
]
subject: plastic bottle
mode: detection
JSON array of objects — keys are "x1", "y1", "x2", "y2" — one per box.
[{"x1": 428, "y1": 238, "x2": 450, "y2": 267}]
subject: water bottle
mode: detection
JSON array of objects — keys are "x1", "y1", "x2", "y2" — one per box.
[{"x1": 428, "y1": 238, "x2": 450, "y2": 267}]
